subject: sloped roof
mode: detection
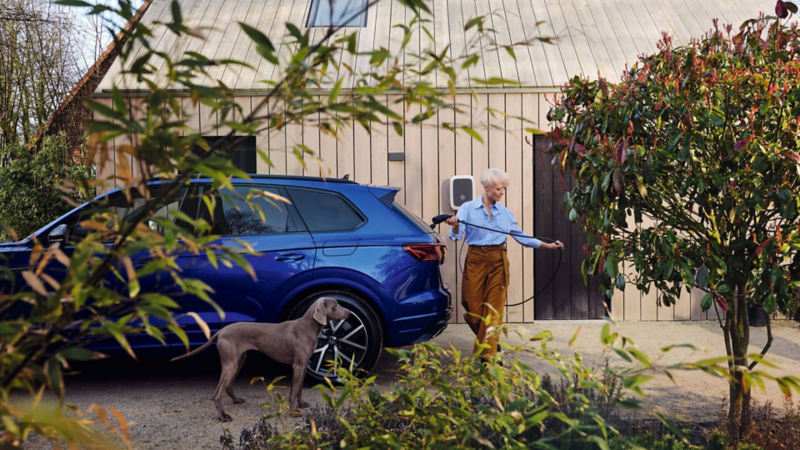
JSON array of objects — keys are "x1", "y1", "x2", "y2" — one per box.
[{"x1": 96, "y1": 0, "x2": 776, "y2": 92}]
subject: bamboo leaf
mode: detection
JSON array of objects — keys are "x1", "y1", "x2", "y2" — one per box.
[
  {"x1": 239, "y1": 23, "x2": 275, "y2": 51},
  {"x1": 109, "y1": 329, "x2": 137, "y2": 360},
  {"x1": 461, "y1": 126, "x2": 483, "y2": 143},
  {"x1": 186, "y1": 312, "x2": 211, "y2": 340},
  {"x1": 22, "y1": 271, "x2": 48, "y2": 296},
  {"x1": 55, "y1": 0, "x2": 93, "y2": 6},
  {"x1": 530, "y1": 331, "x2": 551, "y2": 341},
  {"x1": 329, "y1": 78, "x2": 344, "y2": 105}
]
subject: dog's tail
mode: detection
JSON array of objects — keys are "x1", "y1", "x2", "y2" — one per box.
[{"x1": 170, "y1": 331, "x2": 221, "y2": 362}]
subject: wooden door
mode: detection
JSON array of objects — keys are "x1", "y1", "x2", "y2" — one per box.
[{"x1": 533, "y1": 136, "x2": 607, "y2": 320}]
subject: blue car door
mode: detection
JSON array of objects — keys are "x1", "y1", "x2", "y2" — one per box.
[
  {"x1": 172, "y1": 184, "x2": 315, "y2": 345},
  {"x1": 117, "y1": 185, "x2": 197, "y2": 348}
]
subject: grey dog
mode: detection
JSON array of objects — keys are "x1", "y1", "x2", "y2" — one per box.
[{"x1": 171, "y1": 297, "x2": 351, "y2": 421}]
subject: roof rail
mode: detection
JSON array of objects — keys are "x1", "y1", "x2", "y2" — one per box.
[
  {"x1": 147, "y1": 174, "x2": 358, "y2": 185},
  {"x1": 243, "y1": 174, "x2": 357, "y2": 184}
]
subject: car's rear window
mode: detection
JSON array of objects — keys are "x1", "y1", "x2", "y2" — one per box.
[
  {"x1": 393, "y1": 202, "x2": 431, "y2": 233},
  {"x1": 287, "y1": 188, "x2": 365, "y2": 232}
]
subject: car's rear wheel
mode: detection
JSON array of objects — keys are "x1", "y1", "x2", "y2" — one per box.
[{"x1": 287, "y1": 289, "x2": 383, "y2": 383}]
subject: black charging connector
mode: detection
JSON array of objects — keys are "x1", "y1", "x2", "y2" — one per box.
[{"x1": 430, "y1": 214, "x2": 453, "y2": 229}]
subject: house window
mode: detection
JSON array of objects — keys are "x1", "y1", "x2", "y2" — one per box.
[
  {"x1": 306, "y1": 0, "x2": 368, "y2": 28},
  {"x1": 197, "y1": 136, "x2": 257, "y2": 174}
]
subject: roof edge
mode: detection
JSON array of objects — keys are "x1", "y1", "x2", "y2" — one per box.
[{"x1": 93, "y1": 86, "x2": 563, "y2": 98}]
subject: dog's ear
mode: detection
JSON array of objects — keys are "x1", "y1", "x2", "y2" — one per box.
[{"x1": 313, "y1": 300, "x2": 327, "y2": 326}]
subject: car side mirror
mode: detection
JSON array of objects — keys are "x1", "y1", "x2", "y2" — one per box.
[{"x1": 48, "y1": 224, "x2": 68, "y2": 244}]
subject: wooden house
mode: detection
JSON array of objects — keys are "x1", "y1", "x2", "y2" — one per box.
[{"x1": 93, "y1": 0, "x2": 776, "y2": 322}]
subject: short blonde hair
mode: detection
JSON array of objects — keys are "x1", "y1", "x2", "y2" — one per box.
[{"x1": 481, "y1": 168, "x2": 510, "y2": 188}]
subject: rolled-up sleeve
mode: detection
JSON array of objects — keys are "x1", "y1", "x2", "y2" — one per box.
[
  {"x1": 448, "y1": 207, "x2": 468, "y2": 242},
  {"x1": 508, "y1": 215, "x2": 541, "y2": 248}
]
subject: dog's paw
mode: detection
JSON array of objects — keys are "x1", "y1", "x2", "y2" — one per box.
[
  {"x1": 298, "y1": 401, "x2": 310, "y2": 409},
  {"x1": 233, "y1": 398, "x2": 246, "y2": 405},
  {"x1": 220, "y1": 414, "x2": 233, "y2": 422}
]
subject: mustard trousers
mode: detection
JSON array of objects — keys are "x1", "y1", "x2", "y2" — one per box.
[{"x1": 461, "y1": 244, "x2": 509, "y2": 358}]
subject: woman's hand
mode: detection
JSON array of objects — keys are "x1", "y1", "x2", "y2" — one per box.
[
  {"x1": 544, "y1": 240, "x2": 564, "y2": 250},
  {"x1": 445, "y1": 214, "x2": 459, "y2": 234}
]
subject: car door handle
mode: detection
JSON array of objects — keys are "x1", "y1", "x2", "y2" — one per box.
[{"x1": 275, "y1": 253, "x2": 305, "y2": 262}]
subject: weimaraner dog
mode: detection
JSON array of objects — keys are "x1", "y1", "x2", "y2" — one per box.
[{"x1": 171, "y1": 297, "x2": 351, "y2": 421}]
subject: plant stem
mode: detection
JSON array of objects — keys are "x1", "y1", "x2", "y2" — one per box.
[{"x1": 748, "y1": 314, "x2": 772, "y2": 370}]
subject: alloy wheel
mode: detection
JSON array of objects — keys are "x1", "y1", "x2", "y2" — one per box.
[{"x1": 308, "y1": 310, "x2": 368, "y2": 379}]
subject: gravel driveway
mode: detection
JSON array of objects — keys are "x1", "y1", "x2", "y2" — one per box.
[{"x1": 15, "y1": 320, "x2": 800, "y2": 449}]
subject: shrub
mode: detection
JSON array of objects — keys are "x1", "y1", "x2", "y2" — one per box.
[
  {"x1": 548, "y1": 2, "x2": 800, "y2": 438},
  {"x1": 0, "y1": 134, "x2": 94, "y2": 241},
  {"x1": 717, "y1": 400, "x2": 800, "y2": 450},
  {"x1": 221, "y1": 342, "x2": 633, "y2": 449},
  {"x1": 222, "y1": 324, "x2": 738, "y2": 450}
]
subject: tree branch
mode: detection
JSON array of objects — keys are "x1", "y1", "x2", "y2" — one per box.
[{"x1": 747, "y1": 315, "x2": 772, "y2": 371}]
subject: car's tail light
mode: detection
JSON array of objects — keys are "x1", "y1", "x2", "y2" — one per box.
[{"x1": 403, "y1": 244, "x2": 446, "y2": 264}]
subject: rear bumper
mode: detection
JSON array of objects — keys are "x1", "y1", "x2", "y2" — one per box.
[{"x1": 387, "y1": 285, "x2": 451, "y2": 347}]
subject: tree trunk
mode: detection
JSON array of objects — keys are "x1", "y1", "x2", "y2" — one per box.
[
  {"x1": 726, "y1": 282, "x2": 750, "y2": 442},
  {"x1": 742, "y1": 388, "x2": 752, "y2": 433}
]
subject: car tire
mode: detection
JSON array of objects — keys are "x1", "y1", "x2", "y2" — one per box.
[{"x1": 287, "y1": 289, "x2": 383, "y2": 383}]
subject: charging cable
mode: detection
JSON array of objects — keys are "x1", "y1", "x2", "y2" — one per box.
[{"x1": 430, "y1": 214, "x2": 562, "y2": 308}]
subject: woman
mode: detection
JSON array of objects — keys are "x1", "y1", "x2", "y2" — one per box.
[{"x1": 447, "y1": 168, "x2": 564, "y2": 360}]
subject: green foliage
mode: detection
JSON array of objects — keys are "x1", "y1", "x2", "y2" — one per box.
[
  {"x1": 548, "y1": 5, "x2": 800, "y2": 434},
  {"x1": 736, "y1": 444, "x2": 764, "y2": 450},
  {"x1": 0, "y1": 134, "x2": 94, "y2": 241},
  {"x1": 609, "y1": 432, "x2": 691, "y2": 450},
  {"x1": 705, "y1": 430, "x2": 728, "y2": 450}
]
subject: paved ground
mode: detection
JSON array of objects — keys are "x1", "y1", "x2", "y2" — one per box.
[{"x1": 16, "y1": 320, "x2": 800, "y2": 449}]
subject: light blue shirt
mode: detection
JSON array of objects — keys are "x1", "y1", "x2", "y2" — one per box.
[{"x1": 448, "y1": 195, "x2": 542, "y2": 248}]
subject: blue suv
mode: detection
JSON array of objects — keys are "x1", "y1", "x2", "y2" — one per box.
[{"x1": 0, "y1": 175, "x2": 452, "y2": 380}]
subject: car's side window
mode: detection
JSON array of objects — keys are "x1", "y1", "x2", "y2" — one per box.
[
  {"x1": 69, "y1": 187, "x2": 189, "y2": 243},
  {"x1": 197, "y1": 185, "x2": 302, "y2": 236},
  {"x1": 120, "y1": 188, "x2": 188, "y2": 235},
  {"x1": 286, "y1": 188, "x2": 365, "y2": 232}
]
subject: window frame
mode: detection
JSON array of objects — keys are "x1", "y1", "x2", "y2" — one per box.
[
  {"x1": 285, "y1": 187, "x2": 367, "y2": 233},
  {"x1": 305, "y1": 0, "x2": 369, "y2": 28}
]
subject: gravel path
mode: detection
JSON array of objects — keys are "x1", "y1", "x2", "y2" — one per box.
[{"x1": 14, "y1": 320, "x2": 800, "y2": 449}]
